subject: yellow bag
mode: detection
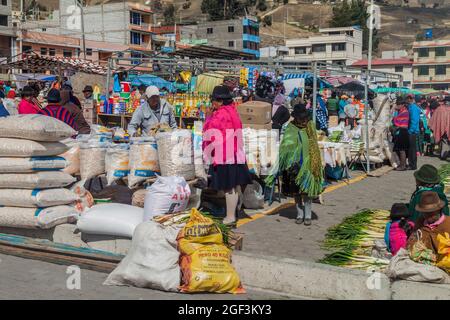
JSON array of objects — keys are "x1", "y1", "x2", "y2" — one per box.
[
  {"x1": 178, "y1": 209, "x2": 245, "y2": 294},
  {"x1": 436, "y1": 232, "x2": 450, "y2": 273}
]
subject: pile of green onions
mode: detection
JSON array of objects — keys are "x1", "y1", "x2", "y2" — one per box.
[{"x1": 319, "y1": 209, "x2": 390, "y2": 269}]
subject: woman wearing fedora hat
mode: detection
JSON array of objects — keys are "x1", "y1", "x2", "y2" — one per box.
[{"x1": 408, "y1": 191, "x2": 450, "y2": 254}]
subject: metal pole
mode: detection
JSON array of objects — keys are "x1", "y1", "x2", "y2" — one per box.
[{"x1": 312, "y1": 61, "x2": 317, "y2": 125}]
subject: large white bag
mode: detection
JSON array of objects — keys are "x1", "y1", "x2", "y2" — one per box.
[
  {"x1": 0, "y1": 138, "x2": 69, "y2": 157},
  {"x1": 0, "y1": 206, "x2": 79, "y2": 229},
  {"x1": 0, "y1": 156, "x2": 67, "y2": 173},
  {"x1": 0, "y1": 188, "x2": 79, "y2": 207},
  {"x1": 103, "y1": 221, "x2": 182, "y2": 292},
  {"x1": 128, "y1": 137, "x2": 160, "y2": 188},
  {"x1": 144, "y1": 176, "x2": 191, "y2": 220},
  {"x1": 0, "y1": 171, "x2": 76, "y2": 189},
  {"x1": 77, "y1": 203, "x2": 144, "y2": 238},
  {"x1": 105, "y1": 144, "x2": 130, "y2": 186},
  {"x1": 0, "y1": 114, "x2": 77, "y2": 141}
]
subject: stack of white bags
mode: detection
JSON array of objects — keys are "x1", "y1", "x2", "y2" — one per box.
[{"x1": 0, "y1": 115, "x2": 81, "y2": 229}]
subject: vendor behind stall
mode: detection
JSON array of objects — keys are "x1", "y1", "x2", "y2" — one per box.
[{"x1": 128, "y1": 86, "x2": 177, "y2": 136}]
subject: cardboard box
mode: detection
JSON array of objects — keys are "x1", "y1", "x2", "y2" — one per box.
[
  {"x1": 237, "y1": 101, "x2": 272, "y2": 125},
  {"x1": 242, "y1": 122, "x2": 272, "y2": 130}
]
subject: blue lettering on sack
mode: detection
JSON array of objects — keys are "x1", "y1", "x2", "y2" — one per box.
[
  {"x1": 134, "y1": 170, "x2": 156, "y2": 177},
  {"x1": 113, "y1": 170, "x2": 130, "y2": 177}
]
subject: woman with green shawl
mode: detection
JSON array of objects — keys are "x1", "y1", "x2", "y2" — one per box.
[{"x1": 266, "y1": 104, "x2": 324, "y2": 225}]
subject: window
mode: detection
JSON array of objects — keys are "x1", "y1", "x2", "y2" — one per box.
[
  {"x1": 130, "y1": 12, "x2": 142, "y2": 25},
  {"x1": 49, "y1": 48, "x2": 56, "y2": 56},
  {"x1": 228, "y1": 40, "x2": 235, "y2": 48},
  {"x1": 331, "y1": 43, "x2": 346, "y2": 51},
  {"x1": 394, "y1": 65, "x2": 403, "y2": 72},
  {"x1": 312, "y1": 44, "x2": 326, "y2": 53},
  {"x1": 418, "y1": 66, "x2": 429, "y2": 76},
  {"x1": 294, "y1": 47, "x2": 307, "y2": 54},
  {"x1": 130, "y1": 31, "x2": 142, "y2": 45},
  {"x1": 1, "y1": 0, "x2": 6, "y2": 6},
  {"x1": 0, "y1": 14, "x2": 7, "y2": 26},
  {"x1": 435, "y1": 47, "x2": 447, "y2": 57},
  {"x1": 228, "y1": 26, "x2": 234, "y2": 33},
  {"x1": 435, "y1": 65, "x2": 446, "y2": 76},
  {"x1": 63, "y1": 49, "x2": 72, "y2": 58},
  {"x1": 40, "y1": 47, "x2": 47, "y2": 55},
  {"x1": 86, "y1": 48, "x2": 93, "y2": 56},
  {"x1": 207, "y1": 27, "x2": 213, "y2": 34},
  {"x1": 418, "y1": 48, "x2": 429, "y2": 58}
]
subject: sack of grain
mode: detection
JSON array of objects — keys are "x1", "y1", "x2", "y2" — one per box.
[
  {"x1": 106, "y1": 144, "x2": 130, "y2": 186},
  {"x1": 0, "y1": 188, "x2": 79, "y2": 207},
  {"x1": 156, "y1": 130, "x2": 195, "y2": 181},
  {"x1": 0, "y1": 206, "x2": 79, "y2": 229},
  {"x1": 0, "y1": 114, "x2": 77, "y2": 141},
  {"x1": 79, "y1": 142, "x2": 108, "y2": 181},
  {"x1": 0, "y1": 138, "x2": 69, "y2": 157},
  {"x1": 0, "y1": 156, "x2": 67, "y2": 173},
  {"x1": 0, "y1": 171, "x2": 76, "y2": 189},
  {"x1": 128, "y1": 137, "x2": 160, "y2": 188}
]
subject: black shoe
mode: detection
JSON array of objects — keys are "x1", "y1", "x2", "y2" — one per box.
[{"x1": 304, "y1": 219, "x2": 312, "y2": 226}]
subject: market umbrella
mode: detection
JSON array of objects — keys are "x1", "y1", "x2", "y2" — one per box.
[{"x1": 128, "y1": 74, "x2": 175, "y2": 92}]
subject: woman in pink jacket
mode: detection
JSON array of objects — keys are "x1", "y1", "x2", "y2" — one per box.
[
  {"x1": 203, "y1": 85, "x2": 251, "y2": 226},
  {"x1": 18, "y1": 86, "x2": 41, "y2": 114}
]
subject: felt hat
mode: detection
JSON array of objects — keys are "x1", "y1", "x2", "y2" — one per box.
[
  {"x1": 211, "y1": 85, "x2": 233, "y2": 101},
  {"x1": 414, "y1": 164, "x2": 440, "y2": 185},
  {"x1": 47, "y1": 88, "x2": 61, "y2": 103},
  {"x1": 415, "y1": 191, "x2": 445, "y2": 213},
  {"x1": 82, "y1": 85, "x2": 93, "y2": 93}
]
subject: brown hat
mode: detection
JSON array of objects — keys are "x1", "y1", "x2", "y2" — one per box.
[{"x1": 415, "y1": 191, "x2": 445, "y2": 213}]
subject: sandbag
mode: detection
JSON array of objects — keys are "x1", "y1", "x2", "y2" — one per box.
[
  {"x1": 243, "y1": 180, "x2": 264, "y2": 209},
  {"x1": 0, "y1": 138, "x2": 69, "y2": 157},
  {"x1": 0, "y1": 188, "x2": 79, "y2": 207},
  {"x1": 0, "y1": 206, "x2": 79, "y2": 229},
  {"x1": 0, "y1": 171, "x2": 76, "y2": 189},
  {"x1": 156, "y1": 130, "x2": 195, "y2": 181},
  {"x1": 106, "y1": 144, "x2": 130, "y2": 186},
  {"x1": 0, "y1": 156, "x2": 67, "y2": 173},
  {"x1": 77, "y1": 203, "x2": 144, "y2": 238},
  {"x1": 104, "y1": 221, "x2": 182, "y2": 292},
  {"x1": 0, "y1": 114, "x2": 77, "y2": 141},
  {"x1": 128, "y1": 137, "x2": 160, "y2": 188},
  {"x1": 79, "y1": 142, "x2": 108, "y2": 181},
  {"x1": 143, "y1": 176, "x2": 191, "y2": 220}
]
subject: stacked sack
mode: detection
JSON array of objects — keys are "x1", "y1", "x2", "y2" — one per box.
[{"x1": 0, "y1": 115, "x2": 80, "y2": 229}]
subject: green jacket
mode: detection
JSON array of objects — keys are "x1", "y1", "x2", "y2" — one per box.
[{"x1": 408, "y1": 184, "x2": 449, "y2": 222}]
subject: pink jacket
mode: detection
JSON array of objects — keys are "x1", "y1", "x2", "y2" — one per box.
[
  {"x1": 202, "y1": 104, "x2": 246, "y2": 166},
  {"x1": 18, "y1": 99, "x2": 40, "y2": 115},
  {"x1": 388, "y1": 221, "x2": 415, "y2": 256}
]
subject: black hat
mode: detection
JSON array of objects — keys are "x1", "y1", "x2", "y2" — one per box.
[
  {"x1": 414, "y1": 164, "x2": 440, "y2": 185},
  {"x1": 211, "y1": 85, "x2": 233, "y2": 101},
  {"x1": 47, "y1": 88, "x2": 61, "y2": 103},
  {"x1": 291, "y1": 103, "x2": 309, "y2": 120},
  {"x1": 82, "y1": 85, "x2": 93, "y2": 93}
]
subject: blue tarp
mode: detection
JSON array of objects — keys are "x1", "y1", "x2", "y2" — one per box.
[{"x1": 128, "y1": 74, "x2": 175, "y2": 92}]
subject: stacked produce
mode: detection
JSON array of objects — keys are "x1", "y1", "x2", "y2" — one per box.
[
  {"x1": 438, "y1": 164, "x2": 450, "y2": 197},
  {"x1": 0, "y1": 115, "x2": 80, "y2": 229},
  {"x1": 319, "y1": 209, "x2": 391, "y2": 270}
]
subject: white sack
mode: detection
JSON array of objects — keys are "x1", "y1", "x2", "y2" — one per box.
[
  {"x1": 0, "y1": 138, "x2": 69, "y2": 157},
  {"x1": 0, "y1": 156, "x2": 67, "y2": 173},
  {"x1": 128, "y1": 137, "x2": 160, "y2": 188},
  {"x1": 0, "y1": 206, "x2": 79, "y2": 229},
  {"x1": 103, "y1": 221, "x2": 182, "y2": 292},
  {"x1": 0, "y1": 114, "x2": 77, "y2": 141},
  {"x1": 0, "y1": 171, "x2": 76, "y2": 189},
  {"x1": 77, "y1": 203, "x2": 144, "y2": 238},
  {"x1": 0, "y1": 188, "x2": 79, "y2": 207}
]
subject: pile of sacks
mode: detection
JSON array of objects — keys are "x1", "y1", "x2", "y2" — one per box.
[{"x1": 0, "y1": 115, "x2": 83, "y2": 229}]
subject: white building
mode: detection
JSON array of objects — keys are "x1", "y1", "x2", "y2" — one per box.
[{"x1": 285, "y1": 26, "x2": 363, "y2": 65}]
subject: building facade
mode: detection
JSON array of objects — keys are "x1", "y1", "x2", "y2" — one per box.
[
  {"x1": 181, "y1": 17, "x2": 260, "y2": 58},
  {"x1": 285, "y1": 27, "x2": 363, "y2": 65},
  {"x1": 412, "y1": 39, "x2": 449, "y2": 91}
]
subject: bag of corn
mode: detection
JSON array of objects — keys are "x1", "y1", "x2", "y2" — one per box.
[
  {"x1": 106, "y1": 144, "x2": 130, "y2": 186},
  {"x1": 0, "y1": 156, "x2": 67, "y2": 173},
  {"x1": 0, "y1": 206, "x2": 79, "y2": 229},
  {"x1": 128, "y1": 137, "x2": 160, "y2": 188},
  {"x1": 0, "y1": 114, "x2": 77, "y2": 141},
  {"x1": 0, "y1": 188, "x2": 79, "y2": 207},
  {"x1": 177, "y1": 209, "x2": 245, "y2": 294},
  {"x1": 0, "y1": 138, "x2": 69, "y2": 157},
  {"x1": 0, "y1": 171, "x2": 76, "y2": 189}
]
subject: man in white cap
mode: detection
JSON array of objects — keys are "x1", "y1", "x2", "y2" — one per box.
[{"x1": 128, "y1": 85, "x2": 177, "y2": 136}]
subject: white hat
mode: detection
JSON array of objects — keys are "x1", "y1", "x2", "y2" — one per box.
[{"x1": 145, "y1": 86, "x2": 160, "y2": 98}]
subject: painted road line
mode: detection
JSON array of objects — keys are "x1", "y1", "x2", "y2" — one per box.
[{"x1": 237, "y1": 174, "x2": 368, "y2": 228}]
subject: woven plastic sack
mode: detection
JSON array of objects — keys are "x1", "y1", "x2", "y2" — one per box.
[
  {"x1": 156, "y1": 130, "x2": 195, "y2": 181},
  {"x1": 177, "y1": 209, "x2": 245, "y2": 294},
  {"x1": 0, "y1": 156, "x2": 67, "y2": 173},
  {"x1": 0, "y1": 138, "x2": 69, "y2": 157},
  {"x1": 0, "y1": 114, "x2": 77, "y2": 141},
  {"x1": 0, "y1": 206, "x2": 79, "y2": 229},
  {"x1": 0, "y1": 171, "x2": 76, "y2": 189},
  {"x1": 0, "y1": 188, "x2": 79, "y2": 207},
  {"x1": 106, "y1": 144, "x2": 130, "y2": 186},
  {"x1": 128, "y1": 137, "x2": 160, "y2": 188},
  {"x1": 80, "y1": 141, "x2": 108, "y2": 181}
]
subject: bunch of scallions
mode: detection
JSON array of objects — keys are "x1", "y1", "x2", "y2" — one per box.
[{"x1": 319, "y1": 209, "x2": 390, "y2": 270}]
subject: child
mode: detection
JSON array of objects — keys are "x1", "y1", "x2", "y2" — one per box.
[{"x1": 384, "y1": 203, "x2": 414, "y2": 255}]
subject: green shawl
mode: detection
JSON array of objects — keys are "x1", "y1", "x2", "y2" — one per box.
[{"x1": 266, "y1": 121, "x2": 324, "y2": 197}]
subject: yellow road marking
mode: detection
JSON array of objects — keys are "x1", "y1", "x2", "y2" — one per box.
[{"x1": 237, "y1": 174, "x2": 368, "y2": 228}]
